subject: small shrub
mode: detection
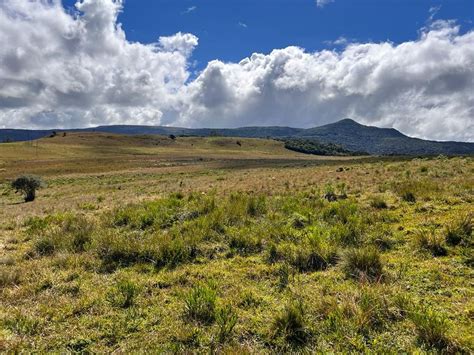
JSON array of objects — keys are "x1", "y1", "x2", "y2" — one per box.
[
  {"x1": 184, "y1": 283, "x2": 217, "y2": 324},
  {"x1": 445, "y1": 214, "x2": 472, "y2": 246},
  {"x1": 342, "y1": 247, "x2": 384, "y2": 282},
  {"x1": 107, "y1": 279, "x2": 138, "y2": 308},
  {"x1": 215, "y1": 304, "x2": 238, "y2": 343},
  {"x1": 415, "y1": 229, "x2": 447, "y2": 257},
  {"x1": 410, "y1": 306, "x2": 451, "y2": 350},
  {"x1": 11, "y1": 175, "x2": 44, "y2": 202},
  {"x1": 273, "y1": 301, "x2": 309, "y2": 346}
]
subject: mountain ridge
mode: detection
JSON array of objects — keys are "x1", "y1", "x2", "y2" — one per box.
[{"x1": 1, "y1": 118, "x2": 473, "y2": 156}]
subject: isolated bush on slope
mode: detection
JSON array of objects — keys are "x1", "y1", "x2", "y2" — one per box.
[{"x1": 11, "y1": 175, "x2": 44, "y2": 202}]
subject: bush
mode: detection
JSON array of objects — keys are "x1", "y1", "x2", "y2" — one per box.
[
  {"x1": 410, "y1": 306, "x2": 451, "y2": 351},
  {"x1": 11, "y1": 175, "x2": 44, "y2": 202},
  {"x1": 273, "y1": 301, "x2": 309, "y2": 346},
  {"x1": 106, "y1": 279, "x2": 138, "y2": 308},
  {"x1": 215, "y1": 304, "x2": 238, "y2": 343},
  {"x1": 445, "y1": 214, "x2": 472, "y2": 246},
  {"x1": 184, "y1": 283, "x2": 217, "y2": 324},
  {"x1": 414, "y1": 229, "x2": 447, "y2": 257},
  {"x1": 342, "y1": 247, "x2": 384, "y2": 282}
]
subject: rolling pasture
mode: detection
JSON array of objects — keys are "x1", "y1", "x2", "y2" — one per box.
[{"x1": 0, "y1": 133, "x2": 472, "y2": 352}]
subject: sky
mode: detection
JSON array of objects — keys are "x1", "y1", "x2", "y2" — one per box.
[{"x1": 0, "y1": 0, "x2": 473, "y2": 141}]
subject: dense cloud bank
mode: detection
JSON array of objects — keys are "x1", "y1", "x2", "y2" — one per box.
[{"x1": 0, "y1": 0, "x2": 473, "y2": 141}]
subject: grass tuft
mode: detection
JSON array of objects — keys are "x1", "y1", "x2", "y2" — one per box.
[
  {"x1": 342, "y1": 247, "x2": 384, "y2": 282},
  {"x1": 273, "y1": 300, "x2": 309, "y2": 346},
  {"x1": 414, "y1": 229, "x2": 448, "y2": 256},
  {"x1": 184, "y1": 283, "x2": 217, "y2": 324}
]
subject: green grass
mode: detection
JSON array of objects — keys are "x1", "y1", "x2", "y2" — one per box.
[{"x1": 0, "y1": 137, "x2": 472, "y2": 353}]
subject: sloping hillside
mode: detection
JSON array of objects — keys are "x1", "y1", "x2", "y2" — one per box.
[
  {"x1": 295, "y1": 119, "x2": 474, "y2": 155},
  {"x1": 2, "y1": 119, "x2": 473, "y2": 155}
]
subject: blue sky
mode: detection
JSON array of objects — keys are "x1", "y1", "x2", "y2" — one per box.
[{"x1": 64, "y1": 0, "x2": 474, "y2": 71}]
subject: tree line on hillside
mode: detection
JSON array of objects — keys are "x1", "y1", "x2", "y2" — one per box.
[{"x1": 281, "y1": 138, "x2": 368, "y2": 156}]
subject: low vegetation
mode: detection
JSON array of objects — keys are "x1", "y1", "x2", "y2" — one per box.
[{"x1": 0, "y1": 136, "x2": 472, "y2": 352}]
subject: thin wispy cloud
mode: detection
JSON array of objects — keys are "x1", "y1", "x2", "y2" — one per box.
[
  {"x1": 428, "y1": 5, "x2": 441, "y2": 22},
  {"x1": 182, "y1": 5, "x2": 197, "y2": 14},
  {"x1": 324, "y1": 36, "x2": 351, "y2": 46},
  {"x1": 316, "y1": 0, "x2": 334, "y2": 8}
]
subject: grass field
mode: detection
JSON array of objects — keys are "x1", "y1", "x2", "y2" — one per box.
[{"x1": 0, "y1": 133, "x2": 473, "y2": 352}]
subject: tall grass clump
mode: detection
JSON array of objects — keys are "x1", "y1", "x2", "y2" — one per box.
[
  {"x1": 342, "y1": 247, "x2": 384, "y2": 282},
  {"x1": 107, "y1": 279, "x2": 139, "y2": 308},
  {"x1": 112, "y1": 197, "x2": 183, "y2": 230},
  {"x1": 445, "y1": 214, "x2": 472, "y2": 246},
  {"x1": 273, "y1": 300, "x2": 309, "y2": 346},
  {"x1": 227, "y1": 227, "x2": 263, "y2": 255},
  {"x1": 246, "y1": 195, "x2": 267, "y2": 217},
  {"x1": 410, "y1": 306, "x2": 453, "y2": 351},
  {"x1": 291, "y1": 235, "x2": 337, "y2": 272},
  {"x1": 28, "y1": 214, "x2": 94, "y2": 256},
  {"x1": 0, "y1": 267, "x2": 21, "y2": 288},
  {"x1": 369, "y1": 195, "x2": 388, "y2": 209},
  {"x1": 414, "y1": 229, "x2": 447, "y2": 256},
  {"x1": 215, "y1": 304, "x2": 238, "y2": 343},
  {"x1": 184, "y1": 283, "x2": 217, "y2": 324}
]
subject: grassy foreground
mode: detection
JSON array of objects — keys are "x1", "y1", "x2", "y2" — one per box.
[{"x1": 0, "y1": 135, "x2": 473, "y2": 352}]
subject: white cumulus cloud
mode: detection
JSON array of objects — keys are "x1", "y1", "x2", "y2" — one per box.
[{"x1": 0, "y1": 1, "x2": 473, "y2": 142}]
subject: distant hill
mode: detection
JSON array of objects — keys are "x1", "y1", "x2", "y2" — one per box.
[
  {"x1": 1, "y1": 119, "x2": 473, "y2": 156},
  {"x1": 294, "y1": 119, "x2": 474, "y2": 155}
]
